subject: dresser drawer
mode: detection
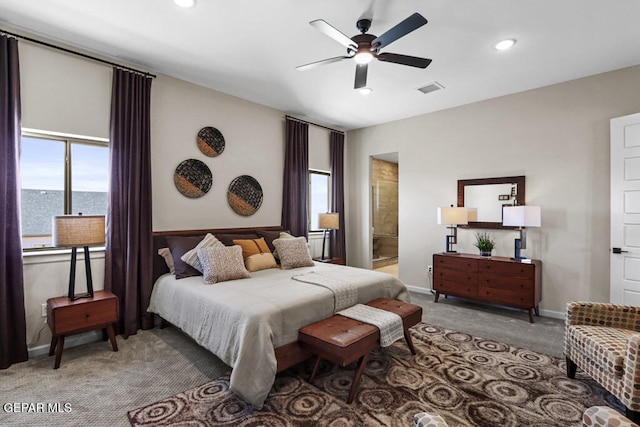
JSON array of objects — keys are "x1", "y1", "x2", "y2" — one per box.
[
  {"x1": 478, "y1": 273, "x2": 533, "y2": 291},
  {"x1": 435, "y1": 268, "x2": 477, "y2": 285},
  {"x1": 434, "y1": 254, "x2": 478, "y2": 272},
  {"x1": 434, "y1": 279, "x2": 478, "y2": 298},
  {"x1": 478, "y1": 259, "x2": 535, "y2": 279},
  {"x1": 478, "y1": 286, "x2": 534, "y2": 308},
  {"x1": 50, "y1": 298, "x2": 118, "y2": 335}
]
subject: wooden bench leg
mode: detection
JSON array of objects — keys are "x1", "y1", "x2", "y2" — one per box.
[
  {"x1": 308, "y1": 355, "x2": 322, "y2": 383},
  {"x1": 404, "y1": 328, "x2": 417, "y2": 355},
  {"x1": 347, "y1": 352, "x2": 370, "y2": 404}
]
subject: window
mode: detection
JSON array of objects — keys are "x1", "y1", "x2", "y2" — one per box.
[
  {"x1": 309, "y1": 170, "x2": 330, "y2": 231},
  {"x1": 20, "y1": 131, "x2": 109, "y2": 250}
]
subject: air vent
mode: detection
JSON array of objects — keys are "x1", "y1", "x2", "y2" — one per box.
[{"x1": 418, "y1": 81, "x2": 444, "y2": 94}]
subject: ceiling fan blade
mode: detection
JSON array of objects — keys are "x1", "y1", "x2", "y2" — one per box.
[
  {"x1": 371, "y1": 13, "x2": 427, "y2": 50},
  {"x1": 354, "y1": 63, "x2": 368, "y2": 89},
  {"x1": 310, "y1": 19, "x2": 357, "y2": 50},
  {"x1": 377, "y1": 52, "x2": 432, "y2": 68},
  {"x1": 296, "y1": 56, "x2": 351, "y2": 71}
]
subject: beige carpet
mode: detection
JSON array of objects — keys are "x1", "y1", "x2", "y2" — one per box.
[
  {"x1": 128, "y1": 323, "x2": 619, "y2": 427},
  {"x1": 0, "y1": 327, "x2": 230, "y2": 427}
]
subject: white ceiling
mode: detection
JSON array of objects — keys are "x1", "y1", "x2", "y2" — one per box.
[{"x1": 1, "y1": 0, "x2": 639, "y2": 131}]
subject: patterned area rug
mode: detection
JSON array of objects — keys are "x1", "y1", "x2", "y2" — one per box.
[{"x1": 128, "y1": 323, "x2": 620, "y2": 426}]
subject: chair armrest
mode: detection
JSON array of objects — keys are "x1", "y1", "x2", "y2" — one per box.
[
  {"x1": 566, "y1": 302, "x2": 640, "y2": 330},
  {"x1": 583, "y1": 406, "x2": 639, "y2": 427}
]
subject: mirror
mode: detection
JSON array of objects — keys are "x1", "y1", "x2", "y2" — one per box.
[{"x1": 457, "y1": 176, "x2": 525, "y2": 229}]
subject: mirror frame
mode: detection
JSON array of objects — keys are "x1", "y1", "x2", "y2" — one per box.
[{"x1": 457, "y1": 175, "x2": 526, "y2": 229}]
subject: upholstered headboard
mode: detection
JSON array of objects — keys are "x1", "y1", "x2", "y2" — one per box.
[{"x1": 152, "y1": 226, "x2": 284, "y2": 283}]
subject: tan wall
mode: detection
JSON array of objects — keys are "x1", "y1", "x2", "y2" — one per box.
[{"x1": 347, "y1": 65, "x2": 640, "y2": 316}]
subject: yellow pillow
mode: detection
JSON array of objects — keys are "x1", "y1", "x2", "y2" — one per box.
[{"x1": 233, "y1": 237, "x2": 277, "y2": 272}]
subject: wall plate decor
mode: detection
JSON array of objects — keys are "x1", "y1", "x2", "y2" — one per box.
[
  {"x1": 227, "y1": 175, "x2": 263, "y2": 216},
  {"x1": 197, "y1": 126, "x2": 225, "y2": 157},
  {"x1": 174, "y1": 159, "x2": 212, "y2": 198}
]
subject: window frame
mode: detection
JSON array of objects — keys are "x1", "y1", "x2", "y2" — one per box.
[
  {"x1": 308, "y1": 169, "x2": 331, "y2": 233},
  {"x1": 21, "y1": 128, "x2": 109, "y2": 252}
]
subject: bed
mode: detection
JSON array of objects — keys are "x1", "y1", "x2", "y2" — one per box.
[{"x1": 148, "y1": 227, "x2": 410, "y2": 409}]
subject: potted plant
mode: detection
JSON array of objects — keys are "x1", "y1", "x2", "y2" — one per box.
[{"x1": 474, "y1": 232, "x2": 495, "y2": 257}]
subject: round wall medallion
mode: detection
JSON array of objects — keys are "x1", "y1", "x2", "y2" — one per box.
[
  {"x1": 197, "y1": 126, "x2": 225, "y2": 157},
  {"x1": 227, "y1": 175, "x2": 263, "y2": 216},
  {"x1": 174, "y1": 159, "x2": 212, "y2": 198}
]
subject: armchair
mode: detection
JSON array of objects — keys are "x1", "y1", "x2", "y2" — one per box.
[{"x1": 565, "y1": 302, "x2": 640, "y2": 422}]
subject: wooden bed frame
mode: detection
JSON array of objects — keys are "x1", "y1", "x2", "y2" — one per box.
[{"x1": 152, "y1": 226, "x2": 312, "y2": 372}]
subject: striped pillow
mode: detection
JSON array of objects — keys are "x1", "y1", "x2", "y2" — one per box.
[{"x1": 180, "y1": 233, "x2": 224, "y2": 273}]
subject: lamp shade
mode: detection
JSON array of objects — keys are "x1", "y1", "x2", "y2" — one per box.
[
  {"x1": 318, "y1": 212, "x2": 339, "y2": 230},
  {"x1": 437, "y1": 207, "x2": 468, "y2": 225},
  {"x1": 502, "y1": 206, "x2": 541, "y2": 227},
  {"x1": 52, "y1": 215, "x2": 106, "y2": 247},
  {"x1": 466, "y1": 207, "x2": 478, "y2": 222}
]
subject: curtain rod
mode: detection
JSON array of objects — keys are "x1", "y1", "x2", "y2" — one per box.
[
  {"x1": 1, "y1": 28, "x2": 156, "y2": 78},
  {"x1": 285, "y1": 115, "x2": 345, "y2": 134}
]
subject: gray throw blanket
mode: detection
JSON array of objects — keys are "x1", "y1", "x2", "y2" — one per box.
[
  {"x1": 338, "y1": 304, "x2": 404, "y2": 347},
  {"x1": 292, "y1": 271, "x2": 357, "y2": 312}
]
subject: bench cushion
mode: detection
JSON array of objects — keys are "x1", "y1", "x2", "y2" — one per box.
[{"x1": 299, "y1": 316, "x2": 378, "y2": 366}]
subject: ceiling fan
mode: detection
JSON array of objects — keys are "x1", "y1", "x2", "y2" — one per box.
[{"x1": 296, "y1": 13, "x2": 432, "y2": 91}]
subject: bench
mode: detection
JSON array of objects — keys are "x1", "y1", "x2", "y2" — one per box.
[{"x1": 298, "y1": 298, "x2": 422, "y2": 403}]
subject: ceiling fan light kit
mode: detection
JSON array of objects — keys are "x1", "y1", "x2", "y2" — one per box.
[{"x1": 297, "y1": 13, "x2": 432, "y2": 91}]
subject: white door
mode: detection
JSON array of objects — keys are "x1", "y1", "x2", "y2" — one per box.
[{"x1": 610, "y1": 113, "x2": 640, "y2": 305}]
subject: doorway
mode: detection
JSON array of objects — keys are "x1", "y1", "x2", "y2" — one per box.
[{"x1": 371, "y1": 153, "x2": 399, "y2": 277}]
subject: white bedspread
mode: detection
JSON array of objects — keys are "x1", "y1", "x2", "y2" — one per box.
[{"x1": 147, "y1": 262, "x2": 409, "y2": 409}]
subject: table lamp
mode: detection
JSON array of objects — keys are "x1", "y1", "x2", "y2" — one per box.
[
  {"x1": 318, "y1": 212, "x2": 339, "y2": 260},
  {"x1": 437, "y1": 205, "x2": 468, "y2": 253},
  {"x1": 502, "y1": 206, "x2": 541, "y2": 260},
  {"x1": 52, "y1": 214, "x2": 106, "y2": 300}
]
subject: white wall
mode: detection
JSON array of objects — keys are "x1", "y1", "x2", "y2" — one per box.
[{"x1": 346, "y1": 65, "x2": 640, "y2": 316}]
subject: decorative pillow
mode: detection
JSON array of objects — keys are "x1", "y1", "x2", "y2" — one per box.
[
  {"x1": 197, "y1": 245, "x2": 250, "y2": 284},
  {"x1": 180, "y1": 233, "x2": 224, "y2": 272},
  {"x1": 215, "y1": 232, "x2": 259, "y2": 247},
  {"x1": 233, "y1": 237, "x2": 277, "y2": 272},
  {"x1": 272, "y1": 231, "x2": 295, "y2": 260},
  {"x1": 157, "y1": 247, "x2": 175, "y2": 274},
  {"x1": 166, "y1": 235, "x2": 204, "y2": 279},
  {"x1": 272, "y1": 236, "x2": 315, "y2": 269}
]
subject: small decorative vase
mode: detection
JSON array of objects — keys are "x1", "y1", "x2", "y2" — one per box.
[{"x1": 480, "y1": 250, "x2": 492, "y2": 257}]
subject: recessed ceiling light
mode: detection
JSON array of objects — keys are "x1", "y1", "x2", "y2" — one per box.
[
  {"x1": 173, "y1": 0, "x2": 195, "y2": 8},
  {"x1": 494, "y1": 39, "x2": 516, "y2": 51},
  {"x1": 358, "y1": 87, "x2": 372, "y2": 95}
]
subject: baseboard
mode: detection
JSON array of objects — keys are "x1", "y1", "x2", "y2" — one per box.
[
  {"x1": 405, "y1": 284, "x2": 565, "y2": 320},
  {"x1": 28, "y1": 330, "x2": 103, "y2": 358}
]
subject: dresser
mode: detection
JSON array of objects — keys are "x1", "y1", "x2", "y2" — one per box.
[{"x1": 433, "y1": 253, "x2": 542, "y2": 323}]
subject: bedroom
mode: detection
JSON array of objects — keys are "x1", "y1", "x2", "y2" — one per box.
[{"x1": 2, "y1": 1, "x2": 640, "y2": 426}]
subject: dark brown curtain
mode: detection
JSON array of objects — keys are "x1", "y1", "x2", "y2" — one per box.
[
  {"x1": 329, "y1": 131, "x2": 346, "y2": 260},
  {"x1": 0, "y1": 34, "x2": 28, "y2": 369},
  {"x1": 105, "y1": 68, "x2": 153, "y2": 338},
  {"x1": 282, "y1": 118, "x2": 309, "y2": 237}
]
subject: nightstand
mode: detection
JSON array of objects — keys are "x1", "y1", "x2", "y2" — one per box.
[
  {"x1": 47, "y1": 290, "x2": 119, "y2": 369},
  {"x1": 314, "y1": 257, "x2": 346, "y2": 265}
]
